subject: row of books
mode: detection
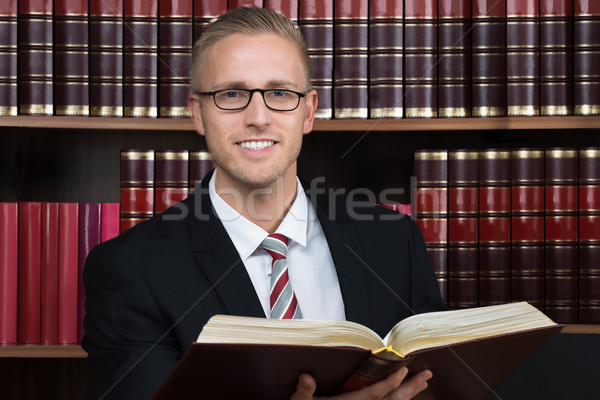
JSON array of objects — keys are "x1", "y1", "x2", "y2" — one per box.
[
  {"x1": 413, "y1": 146, "x2": 600, "y2": 324},
  {"x1": 0, "y1": 202, "x2": 119, "y2": 344},
  {"x1": 2, "y1": 0, "x2": 598, "y2": 119}
]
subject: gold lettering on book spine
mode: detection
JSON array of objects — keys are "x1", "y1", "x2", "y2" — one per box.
[
  {"x1": 156, "y1": 151, "x2": 189, "y2": 161},
  {"x1": 190, "y1": 151, "x2": 212, "y2": 161},
  {"x1": 0, "y1": 106, "x2": 17, "y2": 116}
]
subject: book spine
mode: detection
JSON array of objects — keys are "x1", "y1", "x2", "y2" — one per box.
[
  {"x1": 54, "y1": 0, "x2": 89, "y2": 116},
  {"x1": 228, "y1": 0, "x2": 264, "y2": 10},
  {"x1": 299, "y1": 0, "x2": 333, "y2": 119},
  {"x1": 574, "y1": 0, "x2": 600, "y2": 115},
  {"x1": 414, "y1": 149, "x2": 448, "y2": 302},
  {"x1": 90, "y1": 0, "x2": 123, "y2": 117},
  {"x1": 0, "y1": 0, "x2": 17, "y2": 116},
  {"x1": 579, "y1": 147, "x2": 600, "y2": 323},
  {"x1": 447, "y1": 150, "x2": 479, "y2": 309},
  {"x1": 510, "y1": 148, "x2": 545, "y2": 310},
  {"x1": 192, "y1": 0, "x2": 228, "y2": 43},
  {"x1": 155, "y1": 150, "x2": 190, "y2": 213},
  {"x1": 333, "y1": 0, "x2": 368, "y2": 119},
  {"x1": 478, "y1": 149, "x2": 511, "y2": 306},
  {"x1": 18, "y1": 202, "x2": 42, "y2": 344},
  {"x1": 159, "y1": 0, "x2": 192, "y2": 118},
  {"x1": 0, "y1": 203, "x2": 18, "y2": 343},
  {"x1": 540, "y1": 0, "x2": 573, "y2": 116},
  {"x1": 404, "y1": 0, "x2": 437, "y2": 118},
  {"x1": 120, "y1": 149, "x2": 155, "y2": 231},
  {"x1": 472, "y1": 0, "x2": 506, "y2": 117},
  {"x1": 58, "y1": 203, "x2": 78, "y2": 344},
  {"x1": 124, "y1": 0, "x2": 158, "y2": 118},
  {"x1": 544, "y1": 148, "x2": 578, "y2": 323},
  {"x1": 265, "y1": 0, "x2": 299, "y2": 22},
  {"x1": 41, "y1": 203, "x2": 59, "y2": 344},
  {"x1": 189, "y1": 150, "x2": 214, "y2": 193},
  {"x1": 101, "y1": 203, "x2": 120, "y2": 242},
  {"x1": 340, "y1": 353, "x2": 409, "y2": 392},
  {"x1": 78, "y1": 203, "x2": 101, "y2": 343},
  {"x1": 437, "y1": 0, "x2": 471, "y2": 118},
  {"x1": 18, "y1": 0, "x2": 53, "y2": 115}
]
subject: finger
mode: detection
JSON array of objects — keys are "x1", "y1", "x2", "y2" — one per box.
[
  {"x1": 289, "y1": 373, "x2": 317, "y2": 400},
  {"x1": 386, "y1": 369, "x2": 433, "y2": 400},
  {"x1": 346, "y1": 367, "x2": 410, "y2": 399}
]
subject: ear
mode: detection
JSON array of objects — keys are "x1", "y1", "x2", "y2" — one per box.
[
  {"x1": 188, "y1": 93, "x2": 206, "y2": 136},
  {"x1": 302, "y1": 89, "x2": 318, "y2": 135}
]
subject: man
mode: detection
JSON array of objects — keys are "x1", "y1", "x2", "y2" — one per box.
[{"x1": 83, "y1": 7, "x2": 446, "y2": 400}]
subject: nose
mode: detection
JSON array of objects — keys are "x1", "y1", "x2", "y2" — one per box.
[{"x1": 243, "y1": 90, "x2": 271, "y2": 128}]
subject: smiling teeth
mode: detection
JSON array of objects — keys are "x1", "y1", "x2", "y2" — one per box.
[{"x1": 238, "y1": 140, "x2": 275, "y2": 150}]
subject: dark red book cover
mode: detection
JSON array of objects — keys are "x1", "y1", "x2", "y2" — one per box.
[
  {"x1": 193, "y1": 0, "x2": 227, "y2": 43},
  {"x1": 510, "y1": 148, "x2": 545, "y2": 310},
  {"x1": 0, "y1": 203, "x2": 18, "y2": 343},
  {"x1": 41, "y1": 203, "x2": 59, "y2": 344},
  {"x1": 18, "y1": 0, "x2": 53, "y2": 115},
  {"x1": 18, "y1": 202, "x2": 42, "y2": 344},
  {"x1": 472, "y1": 0, "x2": 506, "y2": 117},
  {"x1": 0, "y1": 0, "x2": 17, "y2": 116},
  {"x1": 78, "y1": 203, "x2": 101, "y2": 343},
  {"x1": 333, "y1": 0, "x2": 368, "y2": 118},
  {"x1": 574, "y1": 0, "x2": 600, "y2": 115},
  {"x1": 438, "y1": 0, "x2": 471, "y2": 118},
  {"x1": 159, "y1": 0, "x2": 192, "y2": 118},
  {"x1": 124, "y1": 0, "x2": 158, "y2": 118},
  {"x1": 265, "y1": 0, "x2": 298, "y2": 22},
  {"x1": 155, "y1": 150, "x2": 190, "y2": 213},
  {"x1": 120, "y1": 149, "x2": 155, "y2": 231},
  {"x1": 54, "y1": 0, "x2": 89, "y2": 116},
  {"x1": 404, "y1": 0, "x2": 437, "y2": 118},
  {"x1": 58, "y1": 203, "x2": 78, "y2": 344},
  {"x1": 369, "y1": 0, "x2": 403, "y2": 118},
  {"x1": 101, "y1": 203, "x2": 120, "y2": 242},
  {"x1": 299, "y1": 0, "x2": 333, "y2": 119},
  {"x1": 478, "y1": 150, "x2": 511, "y2": 306},
  {"x1": 90, "y1": 0, "x2": 123, "y2": 117},
  {"x1": 540, "y1": 0, "x2": 573, "y2": 116},
  {"x1": 189, "y1": 150, "x2": 215, "y2": 193},
  {"x1": 447, "y1": 150, "x2": 479, "y2": 309},
  {"x1": 228, "y1": 0, "x2": 263, "y2": 10}
]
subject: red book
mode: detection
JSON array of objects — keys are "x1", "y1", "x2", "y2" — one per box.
[
  {"x1": 0, "y1": 0, "x2": 17, "y2": 116},
  {"x1": 404, "y1": 0, "x2": 437, "y2": 118},
  {"x1": 265, "y1": 0, "x2": 298, "y2": 22},
  {"x1": 155, "y1": 150, "x2": 190, "y2": 213},
  {"x1": 41, "y1": 203, "x2": 59, "y2": 344},
  {"x1": 574, "y1": 0, "x2": 600, "y2": 115},
  {"x1": 101, "y1": 203, "x2": 120, "y2": 242},
  {"x1": 18, "y1": 0, "x2": 53, "y2": 115},
  {"x1": 193, "y1": 0, "x2": 227, "y2": 43},
  {"x1": 18, "y1": 202, "x2": 42, "y2": 344},
  {"x1": 228, "y1": 0, "x2": 263, "y2": 10},
  {"x1": 333, "y1": 0, "x2": 368, "y2": 118},
  {"x1": 54, "y1": 0, "x2": 89, "y2": 116},
  {"x1": 120, "y1": 149, "x2": 155, "y2": 231},
  {"x1": 58, "y1": 203, "x2": 78, "y2": 344},
  {"x1": 299, "y1": 0, "x2": 333, "y2": 119},
  {"x1": 78, "y1": 203, "x2": 101, "y2": 343},
  {"x1": 378, "y1": 203, "x2": 412, "y2": 217},
  {"x1": 368, "y1": 0, "x2": 403, "y2": 118},
  {"x1": 189, "y1": 150, "x2": 215, "y2": 193},
  {"x1": 0, "y1": 203, "x2": 18, "y2": 343}
]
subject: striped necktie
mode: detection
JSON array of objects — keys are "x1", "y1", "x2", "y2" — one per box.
[{"x1": 260, "y1": 233, "x2": 302, "y2": 319}]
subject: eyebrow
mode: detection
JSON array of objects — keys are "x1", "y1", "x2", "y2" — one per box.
[{"x1": 212, "y1": 80, "x2": 300, "y2": 90}]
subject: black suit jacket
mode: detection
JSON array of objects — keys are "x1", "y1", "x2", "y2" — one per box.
[{"x1": 82, "y1": 173, "x2": 447, "y2": 399}]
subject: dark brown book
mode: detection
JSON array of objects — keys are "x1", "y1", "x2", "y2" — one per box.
[
  {"x1": 540, "y1": 0, "x2": 573, "y2": 116},
  {"x1": 18, "y1": 0, "x2": 53, "y2": 115},
  {"x1": 152, "y1": 303, "x2": 560, "y2": 400},
  {"x1": 124, "y1": 0, "x2": 158, "y2": 118},
  {"x1": 574, "y1": 0, "x2": 600, "y2": 115},
  {"x1": 0, "y1": 0, "x2": 17, "y2": 116},
  {"x1": 54, "y1": 0, "x2": 89, "y2": 116},
  {"x1": 299, "y1": 0, "x2": 333, "y2": 119},
  {"x1": 478, "y1": 149, "x2": 511, "y2": 306},
  {"x1": 120, "y1": 150, "x2": 155, "y2": 232},
  {"x1": 189, "y1": 150, "x2": 214, "y2": 193},
  {"x1": 90, "y1": 0, "x2": 123, "y2": 117},
  {"x1": 437, "y1": 0, "x2": 471, "y2": 118},
  {"x1": 472, "y1": 0, "x2": 506, "y2": 117},
  {"x1": 368, "y1": 0, "x2": 403, "y2": 119},
  {"x1": 155, "y1": 150, "x2": 189, "y2": 214},
  {"x1": 404, "y1": 0, "x2": 437, "y2": 118},
  {"x1": 193, "y1": 0, "x2": 227, "y2": 43}
]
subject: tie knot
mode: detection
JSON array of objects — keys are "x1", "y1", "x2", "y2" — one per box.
[{"x1": 261, "y1": 233, "x2": 288, "y2": 260}]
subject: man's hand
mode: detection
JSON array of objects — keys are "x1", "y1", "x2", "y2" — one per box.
[{"x1": 290, "y1": 367, "x2": 432, "y2": 400}]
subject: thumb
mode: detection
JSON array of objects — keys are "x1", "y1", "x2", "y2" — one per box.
[{"x1": 290, "y1": 373, "x2": 317, "y2": 400}]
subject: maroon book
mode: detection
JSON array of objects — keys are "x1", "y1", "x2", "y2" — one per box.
[
  {"x1": 193, "y1": 0, "x2": 227, "y2": 43},
  {"x1": 58, "y1": 203, "x2": 78, "y2": 344},
  {"x1": 54, "y1": 0, "x2": 89, "y2": 116},
  {"x1": 540, "y1": 0, "x2": 573, "y2": 116},
  {"x1": 472, "y1": 0, "x2": 506, "y2": 117},
  {"x1": 78, "y1": 203, "x2": 101, "y2": 343},
  {"x1": 120, "y1": 149, "x2": 155, "y2": 231},
  {"x1": 438, "y1": 0, "x2": 471, "y2": 118},
  {"x1": 369, "y1": 0, "x2": 403, "y2": 119},
  {"x1": 155, "y1": 150, "x2": 190, "y2": 214},
  {"x1": 41, "y1": 203, "x2": 59, "y2": 344},
  {"x1": 0, "y1": 0, "x2": 17, "y2": 116},
  {"x1": 265, "y1": 0, "x2": 298, "y2": 22},
  {"x1": 228, "y1": 0, "x2": 263, "y2": 10},
  {"x1": 0, "y1": 203, "x2": 18, "y2": 343},
  {"x1": 101, "y1": 203, "x2": 120, "y2": 243},
  {"x1": 299, "y1": 0, "x2": 333, "y2": 119},
  {"x1": 574, "y1": 0, "x2": 600, "y2": 115},
  {"x1": 404, "y1": 0, "x2": 437, "y2": 118},
  {"x1": 189, "y1": 150, "x2": 215, "y2": 193}
]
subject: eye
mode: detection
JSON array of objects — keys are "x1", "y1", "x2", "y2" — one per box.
[
  {"x1": 224, "y1": 90, "x2": 241, "y2": 98},
  {"x1": 272, "y1": 90, "x2": 286, "y2": 97}
]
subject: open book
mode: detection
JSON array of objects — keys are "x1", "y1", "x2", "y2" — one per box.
[{"x1": 152, "y1": 302, "x2": 561, "y2": 400}]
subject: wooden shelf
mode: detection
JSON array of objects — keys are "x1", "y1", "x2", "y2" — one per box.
[{"x1": 0, "y1": 115, "x2": 598, "y2": 132}]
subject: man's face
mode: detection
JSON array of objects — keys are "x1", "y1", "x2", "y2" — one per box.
[{"x1": 188, "y1": 32, "x2": 317, "y2": 193}]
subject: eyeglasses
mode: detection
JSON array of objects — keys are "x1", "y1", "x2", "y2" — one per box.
[{"x1": 194, "y1": 88, "x2": 307, "y2": 111}]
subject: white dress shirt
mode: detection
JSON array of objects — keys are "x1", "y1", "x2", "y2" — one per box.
[{"x1": 209, "y1": 170, "x2": 346, "y2": 320}]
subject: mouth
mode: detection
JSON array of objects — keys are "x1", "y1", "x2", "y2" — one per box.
[{"x1": 237, "y1": 140, "x2": 276, "y2": 150}]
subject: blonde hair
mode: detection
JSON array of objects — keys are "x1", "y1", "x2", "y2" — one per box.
[{"x1": 190, "y1": 6, "x2": 311, "y2": 91}]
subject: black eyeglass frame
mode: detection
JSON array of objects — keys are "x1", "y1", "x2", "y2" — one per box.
[{"x1": 194, "y1": 88, "x2": 308, "y2": 111}]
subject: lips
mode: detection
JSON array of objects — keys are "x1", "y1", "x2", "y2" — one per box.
[{"x1": 237, "y1": 140, "x2": 276, "y2": 150}]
